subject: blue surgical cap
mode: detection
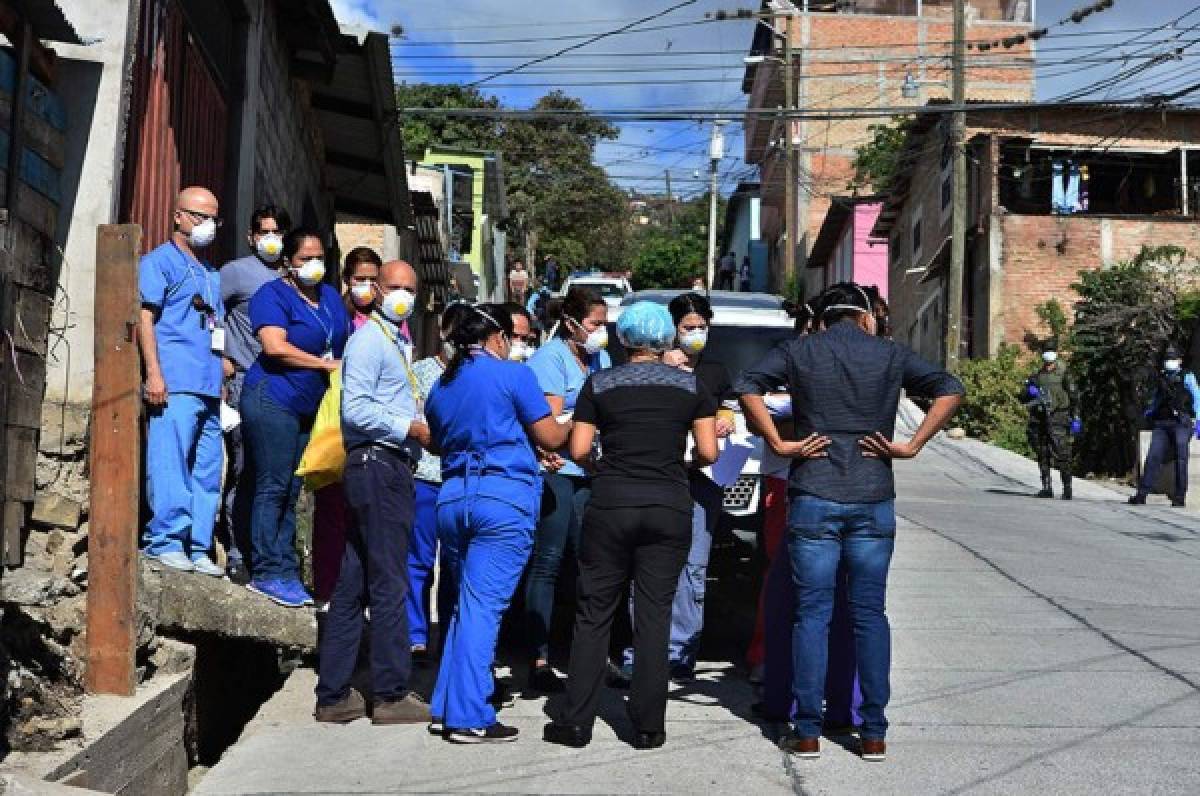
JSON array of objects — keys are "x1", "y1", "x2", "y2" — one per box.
[{"x1": 616, "y1": 301, "x2": 675, "y2": 351}]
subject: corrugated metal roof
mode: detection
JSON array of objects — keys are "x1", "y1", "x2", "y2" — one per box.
[{"x1": 12, "y1": 0, "x2": 82, "y2": 45}]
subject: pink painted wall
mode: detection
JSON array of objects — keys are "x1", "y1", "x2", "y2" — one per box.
[{"x1": 852, "y1": 203, "x2": 888, "y2": 300}]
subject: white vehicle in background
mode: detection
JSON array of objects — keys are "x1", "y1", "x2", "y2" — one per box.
[
  {"x1": 608, "y1": 290, "x2": 795, "y2": 545},
  {"x1": 560, "y1": 272, "x2": 632, "y2": 320}
]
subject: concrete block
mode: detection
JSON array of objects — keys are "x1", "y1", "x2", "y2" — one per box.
[{"x1": 30, "y1": 494, "x2": 82, "y2": 530}]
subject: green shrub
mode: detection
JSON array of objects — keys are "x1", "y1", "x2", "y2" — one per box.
[{"x1": 956, "y1": 343, "x2": 1034, "y2": 456}]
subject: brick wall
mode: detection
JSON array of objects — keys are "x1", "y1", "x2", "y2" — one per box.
[
  {"x1": 998, "y1": 215, "x2": 1200, "y2": 347},
  {"x1": 254, "y1": 7, "x2": 327, "y2": 230}
]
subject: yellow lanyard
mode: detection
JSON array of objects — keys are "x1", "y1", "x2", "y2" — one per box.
[{"x1": 370, "y1": 314, "x2": 422, "y2": 405}]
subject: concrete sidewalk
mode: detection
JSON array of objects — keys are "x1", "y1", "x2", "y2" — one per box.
[{"x1": 197, "y1": 427, "x2": 1200, "y2": 794}]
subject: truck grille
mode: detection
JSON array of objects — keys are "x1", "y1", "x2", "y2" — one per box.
[{"x1": 723, "y1": 475, "x2": 757, "y2": 512}]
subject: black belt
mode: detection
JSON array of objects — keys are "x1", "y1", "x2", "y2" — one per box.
[{"x1": 350, "y1": 442, "x2": 417, "y2": 469}]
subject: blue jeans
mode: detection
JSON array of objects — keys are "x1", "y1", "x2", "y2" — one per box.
[
  {"x1": 525, "y1": 472, "x2": 590, "y2": 660},
  {"x1": 240, "y1": 379, "x2": 308, "y2": 581},
  {"x1": 144, "y1": 393, "x2": 222, "y2": 558},
  {"x1": 788, "y1": 495, "x2": 895, "y2": 741},
  {"x1": 432, "y1": 491, "x2": 536, "y2": 730}
]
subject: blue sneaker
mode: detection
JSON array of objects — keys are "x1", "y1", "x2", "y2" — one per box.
[
  {"x1": 247, "y1": 579, "x2": 305, "y2": 608},
  {"x1": 285, "y1": 579, "x2": 314, "y2": 606}
]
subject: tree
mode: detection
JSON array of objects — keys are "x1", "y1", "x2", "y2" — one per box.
[
  {"x1": 626, "y1": 192, "x2": 720, "y2": 289},
  {"x1": 394, "y1": 83, "x2": 500, "y2": 158},
  {"x1": 395, "y1": 86, "x2": 629, "y2": 269},
  {"x1": 847, "y1": 117, "x2": 913, "y2": 195}
]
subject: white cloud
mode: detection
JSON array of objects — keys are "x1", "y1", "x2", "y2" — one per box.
[{"x1": 330, "y1": 0, "x2": 382, "y2": 30}]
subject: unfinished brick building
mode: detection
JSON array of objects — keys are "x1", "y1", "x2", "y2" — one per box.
[
  {"x1": 875, "y1": 103, "x2": 1200, "y2": 364},
  {"x1": 742, "y1": 0, "x2": 1035, "y2": 293}
]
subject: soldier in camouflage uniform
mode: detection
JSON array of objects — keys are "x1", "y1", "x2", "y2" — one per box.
[{"x1": 1021, "y1": 344, "x2": 1080, "y2": 500}]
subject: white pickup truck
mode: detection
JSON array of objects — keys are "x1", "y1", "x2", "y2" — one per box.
[{"x1": 560, "y1": 273, "x2": 633, "y2": 321}]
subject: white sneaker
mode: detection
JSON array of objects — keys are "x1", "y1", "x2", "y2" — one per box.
[
  {"x1": 190, "y1": 555, "x2": 223, "y2": 577},
  {"x1": 154, "y1": 551, "x2": 194, "y2": 572}
]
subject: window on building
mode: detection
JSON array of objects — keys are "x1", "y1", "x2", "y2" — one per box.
[{"x1": 911, "y1": 210, "x2": 923, "y2": 260}]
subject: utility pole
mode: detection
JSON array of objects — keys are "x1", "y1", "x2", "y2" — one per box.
[
  {"x1": 783, "y1": 11, "x2": 797, "y2": 292},
  {"x1": 664, "y1": 170, "x2": 675, "y2": 228},
  {"x1": 946, "y1": 0, "x2": 967, "y2": 371},
  {"x1": 705, "y1": 120, "x2": 726, "y2": 290}
]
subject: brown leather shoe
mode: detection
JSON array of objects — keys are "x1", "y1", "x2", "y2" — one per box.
[
  {"x1": 861, "y1": 738, "x2": 887, "y2": 762},
  {"x1": 780, "y1": 735, "x2": 820, "y2": 758},
  {"x1": 372, "y1": 692, "x2": 432, "y2": 725},
  {"x1": 314, "y1": 689, "x2": 366, "y2": 723}
]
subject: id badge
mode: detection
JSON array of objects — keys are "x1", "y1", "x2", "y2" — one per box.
[{"x1": 211, "y1": 327, "x2": 226, "y2": 352}]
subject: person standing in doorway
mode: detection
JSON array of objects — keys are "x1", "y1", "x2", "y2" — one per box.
[
  {"x1": 737, "y1": 282, "x2": 963, "y2": 763},
  {"x1": 1129, "y1": 345, "x2": 1200, "y2": 507},
  {"x1": 219, "y1": 204, "x2": 292, "y2": 583},
  {"x1": 241, "y1": 229, "x2": 348, "y2": 607},
  {"x1": 524, "y1": 287, "x2": 611, "y2": 693},
  {"x1": 315, "y1": 260, "x2": 431, "y2": 725},
  {"x1": 138, "y1": 186, "x2": 227, "y2": 576}
]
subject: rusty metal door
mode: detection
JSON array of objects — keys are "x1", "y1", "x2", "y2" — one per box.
[{"x1": 120, "y1": 0, "x2": 229, "y2": 260}]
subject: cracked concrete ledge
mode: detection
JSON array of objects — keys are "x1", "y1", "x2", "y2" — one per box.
[{"x1": 140, "y1": 561, "x2": 317, "y2": 652}]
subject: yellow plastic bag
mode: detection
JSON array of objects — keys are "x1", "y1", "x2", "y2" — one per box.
[{"x1": 296, "y1": 369, "x2": 344, "y2": 491}]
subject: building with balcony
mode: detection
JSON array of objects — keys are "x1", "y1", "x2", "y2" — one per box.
[
  {"x1": 875, "y1": 102, "x2": 1200, "y2": 365},
  {"x1": 741, "y1": 0, "x2": 1035, "y2": 293}
]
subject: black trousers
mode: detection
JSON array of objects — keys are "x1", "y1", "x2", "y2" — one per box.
[
  {"x1": 561, "y1": 503, "x2": 690, "y2": 733},
  {"x1": 316, "y1": 445, "x2": 414, "y2": 705}
]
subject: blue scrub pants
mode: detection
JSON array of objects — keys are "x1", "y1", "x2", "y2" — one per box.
[
  {"x1": 144, "y1": 393, "x2": 222, "y2": 559},
  {"x1": 431, "y1": 492, "x2": 535, "y2": 730},
  {"x1": 408, "y1": 478, "x2": 456, "y2": 648}
]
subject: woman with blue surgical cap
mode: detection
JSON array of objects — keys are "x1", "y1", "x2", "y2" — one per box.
[{"x1": 543, "y1": 301, "x2": 718, "y2": 751}]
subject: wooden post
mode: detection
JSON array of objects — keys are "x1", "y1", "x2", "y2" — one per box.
[{"x1": 85, "y1": 224, "x2": 142, "y2": 696}]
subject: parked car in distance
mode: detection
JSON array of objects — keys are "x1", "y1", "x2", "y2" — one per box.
[
  {"x1": 560, "y1": 272, "x2": 633, "y2": 320},
  {"x1": 608, "y1": 290, "x2": 794, "y2": 545}
]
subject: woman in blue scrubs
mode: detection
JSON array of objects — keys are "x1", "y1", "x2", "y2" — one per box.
[
  {"x1": 524, "y1": 286, "x2": 611, "y2": 692},
  {"x1": 426, "y1": 303, "x2": 568, "y2": 744}
]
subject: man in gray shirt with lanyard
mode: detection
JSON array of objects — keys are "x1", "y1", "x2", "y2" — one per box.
[
  {"x1": 218, "y1": 205, "x2": 290, "y2": 581},
  {"x1": 315, "y1": 260, "x2": 432, "y2": 725},
  {"x1": 737, "y1": 282, "x2": 964, "y2": 763}
]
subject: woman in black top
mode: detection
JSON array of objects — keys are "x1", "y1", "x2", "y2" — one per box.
[
  {"x1": 614, "y1": 292, "x2": 735, "y2": 683},
  {"x1": 544, "y1": 301, "x2": 718, "y2": 750}
]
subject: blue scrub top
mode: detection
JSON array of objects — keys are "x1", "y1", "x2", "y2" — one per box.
[
  {"x1": 426, "y1": 352, "x2": 552, "y2": 515},
  {"x1": 525, "y1": 336, "x2": 610, "y2": 477},
  {"x1": 244, "y1": 279, "x2": 349, "y2": 418},
  {"x1": 138, "y1": 241, "x2": 225, "y2": 398}
]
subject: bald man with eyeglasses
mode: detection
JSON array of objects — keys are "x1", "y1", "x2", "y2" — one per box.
[{"x1": 137, "y1": 186, "x2": 228, "y2": 577}]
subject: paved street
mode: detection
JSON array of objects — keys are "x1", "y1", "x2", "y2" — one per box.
[{"x1": 197, "y1": 431, "x2": 1200, "y2": 795}]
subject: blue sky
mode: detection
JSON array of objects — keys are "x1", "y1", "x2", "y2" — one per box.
[{"x1": 332, "y1": 1, "x2": 1198, "y2": 199}]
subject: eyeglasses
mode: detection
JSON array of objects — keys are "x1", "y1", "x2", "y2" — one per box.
[
  {"x1": 180, "y1": 208, "x2": 224, "y2": 228},
  {"x1": 514, "y1": 334, "x2": 539, "y2": 345}
]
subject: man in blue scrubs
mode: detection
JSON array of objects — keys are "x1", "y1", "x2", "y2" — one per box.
[{"x1": 137, "y1": 186, "x2": 227, "y2": 576}]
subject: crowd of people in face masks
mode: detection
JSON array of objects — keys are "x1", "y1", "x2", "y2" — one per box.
[{"x1": 136, "y1": 189, "x2": 970, "y2": 757}]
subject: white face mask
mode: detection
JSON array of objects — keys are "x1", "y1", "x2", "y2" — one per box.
[
  {"x1": 349, "y1": 282, "x2": 375, "y2": 307},
  {"x1": 189, "y1": 218, "x2": 217, "y2": 248},
  {"x1": 292, "y1": 258, "x2": 325, "y2": 286},
  {"x1": 572, "y1": 319, "x2": 608, "y2": 354},
  {"x1": 1165, "y1": 359, "x2": 1183, "y2": 372},
  {"x1": 1043, "y1": 351, "x2": 1058, "y2": 364},
  {"x1": 509, "y1": 342, "x2": 533, "y2": 362},
  {"x1": 256, "y1": 233, "x2": 283, "y2": 263},
  {"x1": 380, "y1": 288, "x2": 415, "y2": 323},
  {"x1": 679, "y1": 329, "x2": 708, "y2": 354}
]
